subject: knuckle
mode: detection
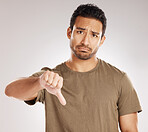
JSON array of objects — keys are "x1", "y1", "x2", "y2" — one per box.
[
  {"x1": 50, "y1": 71, "x2": 54, "y2": 75},
  {"x1": 44, "y1": 71, "x2": 49, "y2": 78},
  {"x1": 41, "y1": 73, "x2": 47, "y2": 81},
  {"x1": 45, "y1": 70, "x2": 50, "y2": 74},
  {"x1": 54, "y1": 73, "x2": 59, "y2": 78},
  {"x1": 46, "y1": 70, "x2": 50, "y2": 73}
]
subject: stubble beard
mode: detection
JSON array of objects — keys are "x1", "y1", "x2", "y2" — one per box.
[{"x1": 70, "y1": 44, "x2": 99, "y2": 60}]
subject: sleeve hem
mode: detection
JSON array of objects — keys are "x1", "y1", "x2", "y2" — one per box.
[
  {"x1": 119, "y1": 105, "x2": 142, "y2": 116},
  {"x1": 24, "y1": 97, "x2": 37, "y2": 105}
]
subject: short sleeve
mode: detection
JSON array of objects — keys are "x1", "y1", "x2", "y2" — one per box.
[
  {"x1": 117, "y1": 73, "x2": 142, "y2": 116},
  {"x1": 24, "y1": 68, "x2": 50, "y2": 105},
  {"x1": 24, "y1": 89, "x2": 45, "y2": 105}
]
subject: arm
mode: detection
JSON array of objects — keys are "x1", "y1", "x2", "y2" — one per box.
[
  {"x1": 5, "y1": 76, "x2": 42, "y2": 101},
  {"x1": 5, "y1": 70, "x2": 66, "y2": 105},
  {"x1": 119, "y1": 112, "x2": 138, "y2": 132}
]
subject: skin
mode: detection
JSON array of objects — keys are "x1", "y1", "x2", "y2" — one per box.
[{"x1": 5, "y1": 15, "x2": 139, "y2": 131}]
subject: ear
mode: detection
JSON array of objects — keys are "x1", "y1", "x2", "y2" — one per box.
[
  {"x1": 99, "y1": 35, "x2": 106, "y2": 47},
  {"x1": 67, "y1": 27, "x2": 72, "y2": 39}
]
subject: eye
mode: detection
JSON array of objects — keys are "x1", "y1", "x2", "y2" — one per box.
[
  {"x1": 77, "y1": 31, "x2": 83, "y2": 34},
  {"x1": 92, "y1": 34, "x2": 98, "y2": 38}
]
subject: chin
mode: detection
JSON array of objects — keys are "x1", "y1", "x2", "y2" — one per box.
[{"x1": 76, "y1": 54, "x2": 93, "y2": 60}]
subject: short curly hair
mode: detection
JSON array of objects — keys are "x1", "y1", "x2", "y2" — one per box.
[{"x1": 70, "y1": 3, "x2": 107, "y2": 38}]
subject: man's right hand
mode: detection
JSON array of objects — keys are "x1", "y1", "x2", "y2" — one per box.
[{"x1": 39, "y1": 70, "x2": 66, "y2": 106}]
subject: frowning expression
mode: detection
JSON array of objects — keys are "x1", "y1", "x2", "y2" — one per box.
[{"x1": 67, "y1": 16, "x2": 105, "y2": 60}]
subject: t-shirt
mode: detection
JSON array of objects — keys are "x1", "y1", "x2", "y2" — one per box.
[{"x1": 25, "y1": 59, "x2": 142, "y2": 132}]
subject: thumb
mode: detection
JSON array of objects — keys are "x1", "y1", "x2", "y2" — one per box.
[{"x1": 56, "y1": 90, "x2": 66, "y2": 106}]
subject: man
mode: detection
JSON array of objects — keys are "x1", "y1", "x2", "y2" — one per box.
[{"x1": 5, "y1": 4, "x2": 142, "y2": 132}]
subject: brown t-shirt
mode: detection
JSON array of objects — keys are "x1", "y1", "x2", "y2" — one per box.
[{"x1": 25, "y1": 59, "x2": 142, "y2": 132}]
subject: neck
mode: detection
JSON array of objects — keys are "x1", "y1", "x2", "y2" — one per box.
[{"x1": 66, "y1": 54, "x2": 98, "y2": 72}]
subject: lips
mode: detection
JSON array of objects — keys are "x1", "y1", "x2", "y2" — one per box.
[{"x1": 78, "y1": 47, "x2": 89, "y2": 52}]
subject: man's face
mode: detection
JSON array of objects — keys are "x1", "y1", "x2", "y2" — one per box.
[{"x1": 67, "y1": 16, "x2": 105, "y2": 60}]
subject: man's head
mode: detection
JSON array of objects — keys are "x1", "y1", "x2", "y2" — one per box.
[{"x1": 67, "y1": 4, "x2": 107, "y2": 60}]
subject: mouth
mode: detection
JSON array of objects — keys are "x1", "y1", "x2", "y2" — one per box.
[{"x1": 78, "y1": 47, "x2": 90, "y2": 52}]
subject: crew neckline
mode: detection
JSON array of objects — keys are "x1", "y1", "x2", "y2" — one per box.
[{"x1": 63, "y1": 58, "x2": 100, "y2": 74}]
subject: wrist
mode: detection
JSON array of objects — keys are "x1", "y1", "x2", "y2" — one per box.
[{"x1": 36, "y1": 77, "x2": 45, "y2": 90}]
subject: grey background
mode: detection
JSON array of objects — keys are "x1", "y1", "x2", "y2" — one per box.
[{"x1": 0, "y1": 0, "x2": 147, "y2": 131}]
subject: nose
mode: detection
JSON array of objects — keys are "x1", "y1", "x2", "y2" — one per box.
[{"x1": 81, "y1": 33, "x2": 90, "y2": 46}]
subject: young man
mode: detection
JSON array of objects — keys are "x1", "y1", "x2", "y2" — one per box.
[{"x1": 5, "y1": 4, "x2": 142, "y2": 132}]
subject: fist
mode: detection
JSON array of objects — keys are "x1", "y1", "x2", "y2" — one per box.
[{"x1": 39, "y1": 70, "x2": 66, "y2": 106}]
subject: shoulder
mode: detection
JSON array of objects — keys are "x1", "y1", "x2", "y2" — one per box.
[
  {"x1": 41, "y1": 62, "x2": 66, "y2": 75},
  {"x1": 99, "y1": 59, "x2": 125, "y2": 79},
  {"x1": 30, "y1": 62, "x2": 65, "y2": 77}
]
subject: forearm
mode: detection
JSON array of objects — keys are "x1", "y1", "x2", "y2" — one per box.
[
  {"x1": 119, "y1": 113, "x2": 138, "y2": 132},
  {"x1": 5, "y1": 77, "x2": 43, "y2": 100}
]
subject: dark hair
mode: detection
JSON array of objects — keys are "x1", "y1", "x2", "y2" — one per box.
[{"x1": 70, "y1": 3, "x2": 107, "y2": 37}]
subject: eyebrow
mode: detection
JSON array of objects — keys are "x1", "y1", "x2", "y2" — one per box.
[{"x1": 76, "y1": 27, "x2": 100, "y2": 35}]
